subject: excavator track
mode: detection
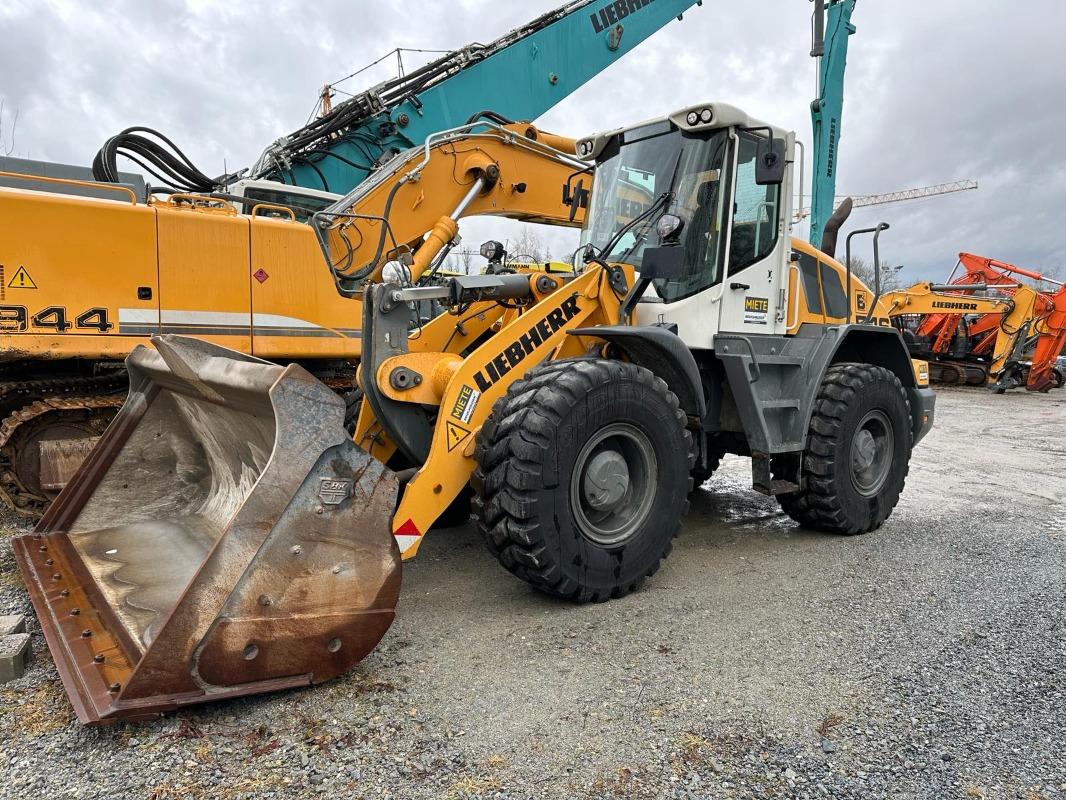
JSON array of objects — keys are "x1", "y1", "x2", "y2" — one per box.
[
  {"x1": 927, "y1": 361, "x2": 989, "y2": 387},
  {"x1": 0, "y1": 374, "x2": 128, "y2": 518}
]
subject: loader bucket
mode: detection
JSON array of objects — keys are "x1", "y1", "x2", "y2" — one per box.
[{"x1": 12, "y1": 336, "x2": 400, "y2": 724}]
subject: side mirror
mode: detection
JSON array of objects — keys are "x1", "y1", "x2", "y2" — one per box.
[
  {"x1": 639, "y1": 246, "x2": 686, "y2": 281},
  {"x1": 755, "y1": 137, "x2": 787, "y2": 186}
]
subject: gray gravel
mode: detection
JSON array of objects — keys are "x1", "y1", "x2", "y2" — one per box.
[{"x1": 1, "y1": 386, "x2": 1064, "y2": 799}]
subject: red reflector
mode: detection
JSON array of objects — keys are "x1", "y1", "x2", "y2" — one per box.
[{"x1": 394, "y1": 518, "x2": 421, "y2": 537}]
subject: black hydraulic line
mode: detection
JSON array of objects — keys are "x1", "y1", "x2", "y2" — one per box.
[
  {"x1": 293, "y1": 156, "x2": 330, "y2": 191},
  {"x1": 303, "y1": 148, "x2": 375, "y2": 173},
  {"x1": 465, "y1": 110, "x2": 516, "y2": 126},
  {"x1": 360, "y1": 178, "x2": 408, "y2": 282},
  {"x1": 93, "y1": 126, "x2": 237, "y2": 192}
]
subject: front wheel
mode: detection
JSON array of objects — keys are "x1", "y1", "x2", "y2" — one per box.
[
  {"x1": 778, "y1": 363, "x2": 911, "y2": 535},
  {"x1": 472, "y1": 359, "x2": 692, "y2": 602}
]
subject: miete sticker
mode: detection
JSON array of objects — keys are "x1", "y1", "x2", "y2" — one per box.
[
  {"x1": 450, "y1": 384, "x2": 480, "y2": 424},
  {"x1": 743, "y1": 296, "x2": 769, "y2": 325}
]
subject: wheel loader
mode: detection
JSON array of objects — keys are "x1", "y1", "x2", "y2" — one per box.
[{"x1": 13, "y1": 103, "x2": 935, "y2": 724}]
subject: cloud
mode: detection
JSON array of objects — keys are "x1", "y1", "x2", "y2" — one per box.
[{"x1": 2, "y1": 0, "x2": 1063, "y2": 281}]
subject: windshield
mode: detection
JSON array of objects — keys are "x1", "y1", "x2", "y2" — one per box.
[{"x1": 580, "y1": 125, "x2": 730, "y2": 302}]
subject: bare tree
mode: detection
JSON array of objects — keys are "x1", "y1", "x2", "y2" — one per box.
[
  {"x1": 459, "y1": 248, "x2": 473, "y2": 274},
  {"x1": 847, "y1": 255, "x2": 903, "y2": 292},
  {"x1": 0, "y1": 98, "x2": 19, "y2": 157},
  {"x1": 509, "y1": 226, "x2": 545, "y2": 263}
]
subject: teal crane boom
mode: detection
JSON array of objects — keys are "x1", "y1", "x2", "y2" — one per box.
[
  {"x1": 808, "y1": 0, "x2": 856, "y2": 249},
  {"x1": 252, "y1": 0, "x2": 701, "y2": 193}
]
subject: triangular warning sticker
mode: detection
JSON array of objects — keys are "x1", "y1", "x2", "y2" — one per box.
[
  {"x1": 7, "y1": 266, "x2": 36, "y2": 289},
  {"x1": 446, "y1": 421, "x2": 470, "y2": 452}
]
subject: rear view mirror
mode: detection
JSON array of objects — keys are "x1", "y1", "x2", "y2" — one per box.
[{"x1": 756, "y1": 137, "x2": 787, "y2": 185}]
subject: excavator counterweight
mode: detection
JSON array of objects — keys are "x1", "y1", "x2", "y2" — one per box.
[{"x1": 13, "y1": 336, "x2": 400, "y2": 723}]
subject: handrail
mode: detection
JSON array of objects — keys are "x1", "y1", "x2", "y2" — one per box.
[
  {"x1": 718, "y1": 334, "x2": 762, "y2": 383},
  {"x1": 845, "y1": 222, "x2": 889, "y2": 322},
  {"x1": 250, "y1": 203, "x2": 297, "y2": 221},
  {"x1": 0, "y1": 170, "x2": 138, "y2": 205},
  {"x1": 164, "y1": 194, "x2": 237, "y2": 213}
]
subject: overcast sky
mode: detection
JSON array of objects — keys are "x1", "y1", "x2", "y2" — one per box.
[{"x1": 2, "y1": 0, "x2": 1064, "y2": 284}]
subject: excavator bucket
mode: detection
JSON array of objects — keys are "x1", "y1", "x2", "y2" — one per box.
[{"x1": 12, "y1": 336, "x2": 401, "y2": 724}]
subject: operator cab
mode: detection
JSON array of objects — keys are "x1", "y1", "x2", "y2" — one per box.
[
  {"x1": 228, "y1": 179, "x2": 341, "y2": 222},
  {"x1": 573, "y1": 103, "x2": 797, "y2": 349}
]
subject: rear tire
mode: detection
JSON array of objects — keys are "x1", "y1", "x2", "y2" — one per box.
[
  {"x1": 472, "y1": 359, "x2": 692, "y2": 602},
  {"x1": 778, "y1": 363, "x2": 911, "y2": 535}
]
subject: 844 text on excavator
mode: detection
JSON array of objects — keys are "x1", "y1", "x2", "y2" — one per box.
[{"x1": 13, "y1": 102, "x2": 935, "y2": 723}]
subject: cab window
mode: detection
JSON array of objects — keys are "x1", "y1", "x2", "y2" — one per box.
[{"x1": 728, "y1": 133, "x2": 781, "y2": 275}]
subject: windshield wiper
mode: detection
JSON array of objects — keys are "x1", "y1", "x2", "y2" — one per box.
[{"x1": 598, "y1": 148, "x2": 685, "y2": 264}]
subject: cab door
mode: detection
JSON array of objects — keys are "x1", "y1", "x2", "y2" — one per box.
[{"x1": 716, "y1": 130, "x2": 788, "y2": 336}]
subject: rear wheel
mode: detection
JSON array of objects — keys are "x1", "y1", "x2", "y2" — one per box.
[
  {"x1": 473, "y1": 359, "x2": 692, "y2": 602},
  {"x1": 778, "y1": 363, "x2": 911, "y2": 535}
]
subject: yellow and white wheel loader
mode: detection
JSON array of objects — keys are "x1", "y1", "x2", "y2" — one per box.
[{"x1": 14, "y1": 104, "x2": 935, "y2": 723}]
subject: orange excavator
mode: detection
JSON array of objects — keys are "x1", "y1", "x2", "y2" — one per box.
[{"x1": 909, "y1": 253, "x2": 1066, "y2": 391}]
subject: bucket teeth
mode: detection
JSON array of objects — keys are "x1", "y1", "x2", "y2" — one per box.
[{"x1": 13, "y1": 336, "x2": 400, "y2": 724}]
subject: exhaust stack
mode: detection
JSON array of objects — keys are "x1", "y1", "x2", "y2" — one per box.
[{"x1": 820, "y1": 196, "x2": 854, "y2": 259}]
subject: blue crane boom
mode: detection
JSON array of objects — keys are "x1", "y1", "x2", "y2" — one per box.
[
  {"x1": 808, "y1": 0, "x2": 856, "y2": 249},
  {"x1": 252, "y1": 0, "x2": 701, "y2": 193}
]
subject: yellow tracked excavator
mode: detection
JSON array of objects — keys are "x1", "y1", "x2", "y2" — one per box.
[{"x1": 15, "y1": 104, "x2": 935, "y2": 723}]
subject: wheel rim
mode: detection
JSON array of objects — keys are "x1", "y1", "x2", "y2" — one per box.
[
  {"x1": 570, "y1": 422, "x2": 657, "y2": 546},
  {"x1": 850, "y1": 409, "x2": 893, "y2": 497}
]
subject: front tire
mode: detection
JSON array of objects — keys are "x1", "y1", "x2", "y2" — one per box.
[
  {"x1": 472, "y1": 359, "x2": 692, "y2": 602},
  {"x1": 778, "y1": 363, "x2": 911, "y2": 535}
]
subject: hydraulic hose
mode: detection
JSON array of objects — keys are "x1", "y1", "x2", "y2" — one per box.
[{"x1": 93, "y1": 126, "x2": 237, "y2": 192}]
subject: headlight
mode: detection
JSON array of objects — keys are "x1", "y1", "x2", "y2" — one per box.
[
  {"x1": 656, "y1": 213, "x2": 684, "y2": 242},
  {"x1": 686, "y1": 110, "x2": 700, "y2": 126},
  {"x1": 578, "y1": 140, "x2": 593, "y2": 157},
  {"x1": 699, "y1": 108, "x2": 713, "y2": 123},
  {"x1": 480, "y1": 240, "x2": 505, "y2": 262},
  {"x1": 381, "y1": 260, "x2": 412, "y2": 285}
]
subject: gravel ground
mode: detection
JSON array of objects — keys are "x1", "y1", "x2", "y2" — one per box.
[{"x1": 0, "y1": 386, "x2": 1063, "y2": 799}]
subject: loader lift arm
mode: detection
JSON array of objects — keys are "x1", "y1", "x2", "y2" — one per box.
[{"x1": 312, "y1": 120, "x2": 590, "y2": 291}]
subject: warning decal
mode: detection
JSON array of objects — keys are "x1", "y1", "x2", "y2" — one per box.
[
  {"x1": 446, "y1": 422, "x2": 471, "y2": 452},
  {"x1": 8, "y1": 266, "x2": 37, "y2": 289}
]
